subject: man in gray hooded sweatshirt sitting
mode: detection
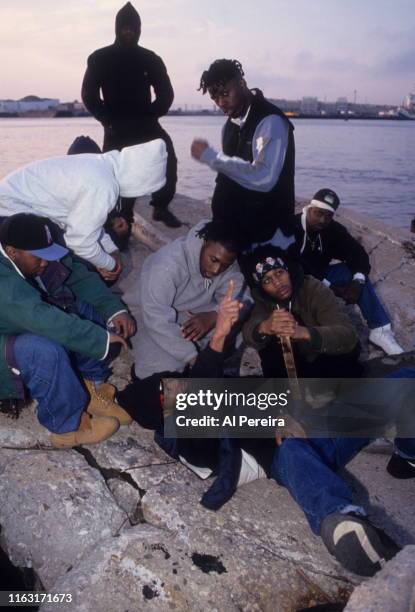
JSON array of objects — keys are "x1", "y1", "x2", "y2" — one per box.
[{"x1": 132, "y1": 219, "x2": 250, "y2": 379}]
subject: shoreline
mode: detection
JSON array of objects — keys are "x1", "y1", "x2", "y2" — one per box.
[{"x1": 1, "y1": 113, "x2": 414, "y2": 121}]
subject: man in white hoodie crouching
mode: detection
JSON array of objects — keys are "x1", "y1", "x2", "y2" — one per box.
[{"x1": 0, "y1": 139, "x2": 167, "y2": 281}]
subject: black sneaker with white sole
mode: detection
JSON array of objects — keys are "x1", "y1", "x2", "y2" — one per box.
[
  {"x1": 387, "y1": 453, "x2": 415, "y2": 479},
  {"x1": 321, "y1": 512, "x2": 401, "y2": 576}
]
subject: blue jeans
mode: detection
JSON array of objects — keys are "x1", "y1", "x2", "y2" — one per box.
[
  {"x1": 271, "y1": 436, "x2": 415, "y2": 535},
  {"x1": 68, "y1": 300, "x2": 111, "y2": 383},
  {"x1": 13, "y1": 301, "x2": 110, "y2": 434},
  {"x1": 272, "y1": 367, "x2": 415, "y2": 534},
  {"x1": 324, "y1": 263, "x2": 390, "y2": 329}
]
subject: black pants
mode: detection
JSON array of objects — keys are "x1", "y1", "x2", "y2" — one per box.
[{"x1": 103, "y1": 123, "x2": 177, "y2": 218}]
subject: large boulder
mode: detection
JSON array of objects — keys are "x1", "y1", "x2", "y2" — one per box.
[
  {"x1": 345, "y1": 545, "x2": 415, "y2": 612},
  {"x1": 0, "y1": 448, "x2": 126, "y2": 589},
  {"x1": 42, "y1": 519, "x2": 350, "y2": 612}
]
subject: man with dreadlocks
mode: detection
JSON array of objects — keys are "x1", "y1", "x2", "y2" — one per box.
[
  {"x1": 131, "y1": 219, "x2": 251, "y2": 380},
  {"x1": 191, "y1": 59, "x2": 295, "y2": 250}
]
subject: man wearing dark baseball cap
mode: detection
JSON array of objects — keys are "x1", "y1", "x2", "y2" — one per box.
[
  {"x1": 294, "y1": 188, "x2": 404, "y2": 356},
  {"x1": 0, "y1": 213, "x2": 136, "y2": 447},
  {"x1": 0, "y1": 213, "x2": 69, "y2": 272}
]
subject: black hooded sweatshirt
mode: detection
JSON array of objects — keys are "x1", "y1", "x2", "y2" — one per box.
[
  {"x1": 81, "y1": 2, "x2": 174, "y2": 142},
  {"x1": 293, "y1": 212, "x2": 371, "y2": 279}
]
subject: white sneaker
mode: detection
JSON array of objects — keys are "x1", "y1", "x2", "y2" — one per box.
[{"x1": 369, "y1": 324, "x2": 404, "y2": 355}]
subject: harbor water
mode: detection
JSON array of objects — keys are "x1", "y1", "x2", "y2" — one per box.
[{"x1": 0, "y1": 116, "x2": 414, "y2": 229}]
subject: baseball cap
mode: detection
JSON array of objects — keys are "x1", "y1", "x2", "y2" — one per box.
[
  {"x1": 0, "y1": 214, "x2": 68, "y2": 261},
  {"x1": 310, "y1": 189, "x2": 340, "y2": 213}
]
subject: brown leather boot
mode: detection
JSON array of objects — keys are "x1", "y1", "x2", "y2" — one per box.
[
  {"x1": 50, "y1": 412, "x2": 119, "y2": 448},
  {"x1": 84, "y1": 379, "x2": 116, "y2": 401},
  {"x1": 84, "y1": 379, "x2": 132, "y2": 426}
]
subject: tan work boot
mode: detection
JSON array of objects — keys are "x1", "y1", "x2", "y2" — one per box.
[
  {"x1": 50, "y1": 412, "x2": 119, "y2": 448},
  {"x1": 84, "y1": 379, "x2": 116, "y2": 401},
  {"x1": 84, "y1": 379, "x2": 132, "y2": 426}
]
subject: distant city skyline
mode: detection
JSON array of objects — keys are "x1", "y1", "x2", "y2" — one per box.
[{"x1": 1, "y1": 0, "x2": 414, "y2": 107}]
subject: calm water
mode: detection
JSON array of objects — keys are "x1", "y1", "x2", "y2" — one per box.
[{"x1": 0, "y1": 116, "x2": 414, "y2": 228}]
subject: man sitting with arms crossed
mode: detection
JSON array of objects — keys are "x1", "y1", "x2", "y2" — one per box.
[
  {"x1": 0, "y1": 214, "x2": 135, "y2": 447},
  {"x1": 132, "y1": 219, "x2": 250, "y2": 381},
  {"x1": 294, "y1": 188, "x2": 403, "y2": 355}
]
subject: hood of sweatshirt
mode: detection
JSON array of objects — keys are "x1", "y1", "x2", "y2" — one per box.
[
  {"x1": 182, "y1": 220, "x2": 207, "y2": 284},
  {"x1": 299, "y1": 206, "x2": 325, "y2": 255},
  {"x1": 104, "y1": 139, "x2": 167, "y2": 197},
  {"x1": 139, "y1": 219, "x2": 244, "y2": 317},
  {"x1": 115, "y1": 2, "x2": 141, "y2": 45}
]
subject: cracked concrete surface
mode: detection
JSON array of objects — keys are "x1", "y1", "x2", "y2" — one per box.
[{"x1": 0, "y1": 195, "x2": 414, "y2": 610}]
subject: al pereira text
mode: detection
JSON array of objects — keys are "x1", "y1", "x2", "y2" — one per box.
[{"x1": 176, "y1": 415, "x2": 286, "y2": 428}]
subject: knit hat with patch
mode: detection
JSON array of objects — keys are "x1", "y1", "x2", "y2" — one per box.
[
  {"x1": 252, "y1": 256, "x2": 288, "y2": 284},
  {"x1": 310, "y1": 188, "x2": 340, "y2": 213}
]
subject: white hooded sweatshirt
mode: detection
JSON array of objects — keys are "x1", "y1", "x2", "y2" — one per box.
[{"x1": 0, "y1": 139, "x2": 167, "y2": 270}]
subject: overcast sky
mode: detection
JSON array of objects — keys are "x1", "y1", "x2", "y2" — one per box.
[{"x1": 1, "y1": 0, "x2": 414, "y2": 107}]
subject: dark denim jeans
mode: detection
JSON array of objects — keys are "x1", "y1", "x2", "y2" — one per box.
[
  {"x1": 325, "y1": 263, "x2": 390, "y2": 329},
  {"x1": 13, "y1": 301, "x2": 110, "y2": 434},
  {"x1": 271, "y1": 435, "x2": 415, "y2": 535},
  {"x1": 271, "y1": 368, "x2": 415, "y2": 534}
]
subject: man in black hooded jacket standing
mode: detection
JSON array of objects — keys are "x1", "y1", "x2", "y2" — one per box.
[{"x1": 82, "y1": 2, "x2": 181, "y2": 228}]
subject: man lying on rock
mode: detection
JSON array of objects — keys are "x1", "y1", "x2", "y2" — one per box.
[
  {"x1": 240, "y1": 246, "x2": 414, "y2": 576},
  {"x1": 118, "y1": 280, "x2": 276, "y2": 509},
  {"x1": 0, "y1": 137, "x2": 166, "y2": 283},
  {"x1": 131, "y1": 219, "x2": 251, "y2": 381},
  {"x1": 294, "y1": 188, "x2": 404, "y2": 355},
  {"x1": 0, "y1": 213, "x2": 134, "y2": 448}
]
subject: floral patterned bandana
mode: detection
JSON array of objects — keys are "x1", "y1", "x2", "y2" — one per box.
[{"x1": 252, "y1": 256, "x2": 288, "y2": 283}]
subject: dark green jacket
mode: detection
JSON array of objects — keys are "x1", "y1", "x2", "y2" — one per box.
[
  {"x1": 0, "y1": 251, "x2": 125, "y2": 399},
  {"x1": 243, "y1": 275, "x2": 358, "y2": 361}
]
